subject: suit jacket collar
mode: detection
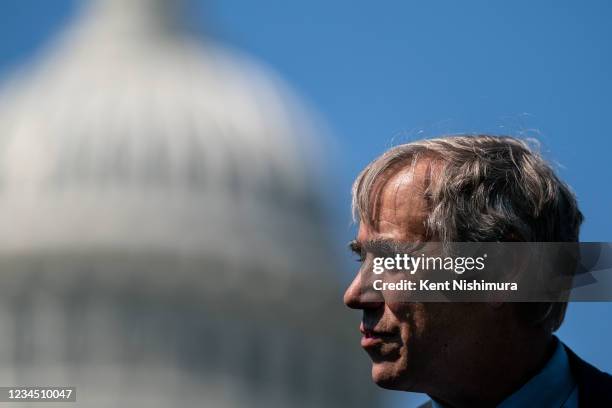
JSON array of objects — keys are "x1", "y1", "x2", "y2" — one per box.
[{"x1": 417, "y1": 341, "x2": 612, "y2": 408}]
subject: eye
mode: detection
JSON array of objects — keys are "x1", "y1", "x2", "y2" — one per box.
[{"x1": 349, "y1": 240, "x2": 366, "y2": 263}]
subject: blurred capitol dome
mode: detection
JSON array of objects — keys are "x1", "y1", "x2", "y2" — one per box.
[{"x1": 0, "y1": 0, "x2": 377, "y2": 407}]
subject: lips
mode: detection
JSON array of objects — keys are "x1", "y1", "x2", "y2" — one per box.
[{"x1": 359, "y1": 322, "x2": 396, "y2": 348}]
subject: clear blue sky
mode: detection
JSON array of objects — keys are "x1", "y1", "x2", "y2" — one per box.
[{"x1": 1, "y1": 1, "x2": 611, "y2": 405}]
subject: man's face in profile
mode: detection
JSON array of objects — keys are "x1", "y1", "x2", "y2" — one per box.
[{"x1": 344, "y1": 161, "x2": 500, "y2": 393}]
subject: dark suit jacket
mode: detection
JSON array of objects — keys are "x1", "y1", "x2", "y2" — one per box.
[
  {"x1": 564, "y1": 344, "x2": 612, "y2": 407},
  {"x1": 417, "y1": 344, "x2": 612, "y2": 408}
]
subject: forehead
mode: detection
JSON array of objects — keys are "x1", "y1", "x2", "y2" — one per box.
[{"x1": 357, "y1": 160, "x2": 430, "y2": 243}]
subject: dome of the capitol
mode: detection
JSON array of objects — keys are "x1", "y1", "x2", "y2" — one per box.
[
  {"x1": 0, "y1": 0, "x2": 379, "y2": 407},
  {"x1": 0, "y1": 0, "x2": 321, "y2": 258}
]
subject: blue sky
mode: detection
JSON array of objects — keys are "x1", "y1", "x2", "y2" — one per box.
[
  {"x1": 1, "y1": 1, "x2": 611, "y2": 405},
  {"x1": 210, "y1": 2, "x2": 612, "y2": 381}
]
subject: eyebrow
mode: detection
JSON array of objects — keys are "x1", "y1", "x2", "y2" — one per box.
[
  {"x1": 348, "y1": 240, "x2": 362, "y2": 255},
  {"x1": 348, "y1": 238, "x2": 419, "y2": 256}
]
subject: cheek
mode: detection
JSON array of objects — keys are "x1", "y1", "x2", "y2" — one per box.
[
  {"x1": 384, "y1": 303, "x2": 418, "y2": 360},
  {"x1": 387, "y1": 302, "x2": 427, "y2": 339}
]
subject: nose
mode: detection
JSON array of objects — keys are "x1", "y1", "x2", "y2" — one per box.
[{"x1": 343, "y1": 272, "x2": 384, "y2": 309}]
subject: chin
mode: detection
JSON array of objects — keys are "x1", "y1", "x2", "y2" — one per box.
[{"x1": 371, "y1": 361, "x2": 413, "y2": 391}]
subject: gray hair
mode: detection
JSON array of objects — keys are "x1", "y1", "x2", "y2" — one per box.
[{"x1": 352, "y1": 135, "x2": 584, "y2": 332}]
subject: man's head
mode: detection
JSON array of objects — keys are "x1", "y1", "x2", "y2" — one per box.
[{"x1": 343, "y1": 135, "x2": 583, "y2": 396}]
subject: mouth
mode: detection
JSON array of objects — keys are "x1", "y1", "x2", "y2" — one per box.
[{"x1": 359, "y1": 322, "x2": 397, "y2": 348}]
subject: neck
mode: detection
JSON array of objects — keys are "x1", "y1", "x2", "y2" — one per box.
[{"x1": 427, "y1": 332, "x2": 556, "y2": 408}]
